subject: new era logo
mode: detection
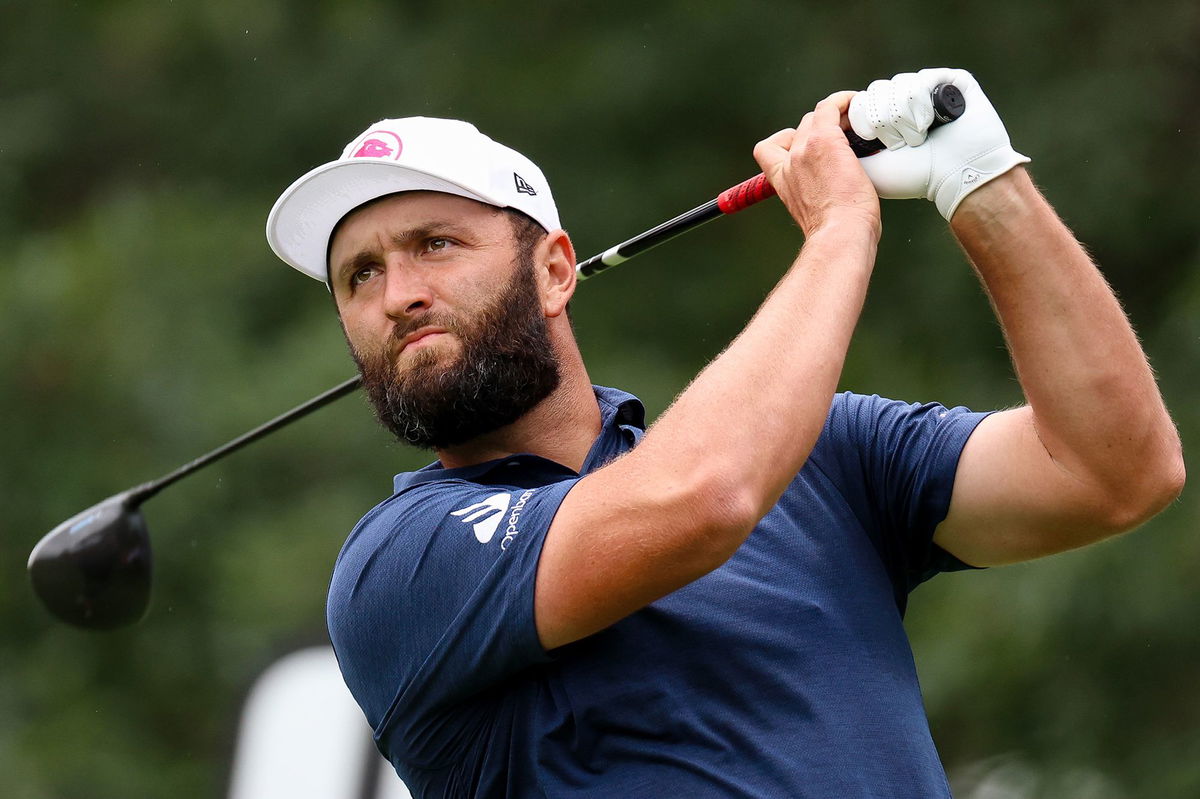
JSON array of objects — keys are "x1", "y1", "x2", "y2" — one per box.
[
  {"x1": 513, "y1": 173, "x2": 537, "y2": 196},
  {"x1": 450, "y1": 492, "x2": 512, "y2": 543}
]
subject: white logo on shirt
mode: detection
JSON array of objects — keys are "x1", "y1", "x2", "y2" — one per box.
[
  {"x1": 451, "y1": 492, "x2": 512, "y2": 543},
  {"x1": 501, "y1": 490, "x2": 535, "y2": 551}
]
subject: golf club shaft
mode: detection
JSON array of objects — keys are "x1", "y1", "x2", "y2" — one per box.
[
  {"x1": 575, "y1": 177, "x2": 763, "y2": 280},
  {"x1": 132, "y1": 375, "x2": 363, "y2": 503},
  {"x1": 577, "y1": 83, "x2": 965, "y2": 281}
]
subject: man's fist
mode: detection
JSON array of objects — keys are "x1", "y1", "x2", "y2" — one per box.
[
  {"x1": 754, "y1": 91, "x2": 881, "y2": 239},
  {"x1": 848, "y1": 68, "x2": 1030, "y2": 220}
]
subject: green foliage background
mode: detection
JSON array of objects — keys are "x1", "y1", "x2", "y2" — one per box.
[{"x1": 2, "y1": 1, "x2": 1197, "y2": 796}]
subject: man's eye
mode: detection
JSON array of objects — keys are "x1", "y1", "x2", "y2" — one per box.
[
  {"x1": 351, "y1": 266, "x2": 377, "y2": 286},
  {"x1": 425, "y1": 237, "x2": 451, "y2": 252}
]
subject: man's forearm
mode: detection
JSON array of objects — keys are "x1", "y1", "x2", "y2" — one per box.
[
  {"x1": 641, "y1": 214, "x2": 878, "y2": 515},
  {"x1": 532, "y1": 94, "x2": 887, "y2": 649},
  {"x1": 951, "y1": 167, "x2": 1183, "y2": 521}
]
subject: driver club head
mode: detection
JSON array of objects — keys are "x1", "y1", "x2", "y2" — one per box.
[{"x1": 28, "y1": 490, "x2": 153, "y2": 630}]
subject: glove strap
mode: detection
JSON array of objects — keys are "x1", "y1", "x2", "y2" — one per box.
[{"x1": 933, "y1": 147, "x2": 1032, "y2": 220}]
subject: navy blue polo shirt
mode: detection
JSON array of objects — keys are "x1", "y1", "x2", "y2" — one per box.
[{"x1": 327, "y1": 386, "x2": 989, "y2": 798}]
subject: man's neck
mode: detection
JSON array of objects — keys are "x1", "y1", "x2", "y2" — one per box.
[{"x1": 435, "y1": 364, "x2": 602, "y2": 473}]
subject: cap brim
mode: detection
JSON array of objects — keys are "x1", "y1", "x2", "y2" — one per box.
[{"x1": 266, "y1": 160, "x2": 502, "y2": 282}]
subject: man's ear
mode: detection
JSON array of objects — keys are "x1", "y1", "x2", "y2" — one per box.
[{"x1": 538, "y1": 229, "x2": 577, "y2": 318}]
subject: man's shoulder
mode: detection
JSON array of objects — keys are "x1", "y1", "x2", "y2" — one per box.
[
  {"x1": 824, "y1": 391, "x2": 978, "y2": 432},
  {"x1": 818, "y1": 391, "x2": 887, "y2": 444},
  {"x1": 827, "y1": 390, "x2": 904, "y2": 416},
  {"x1": 327, "y1": 478, "x2": 525, "y2": 624},
  {"x1": 337, "y1": 476, "x2": 513, "y2": 558},
  {"x1": 813, "y1": 391, "x2": 987, "y2": 468},
  {"x1": 335, "y1": 459, "x2": 578, "y2": 570}
]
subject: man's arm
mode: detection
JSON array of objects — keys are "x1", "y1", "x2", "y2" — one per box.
[
  {"x1": 534, "y1": 92, "x2": 881, "y2": 650},
  {"x1": 932, "y1": 167, "x2": 1184, "y2": 565}
]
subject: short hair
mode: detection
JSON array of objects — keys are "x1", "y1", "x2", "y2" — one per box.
[
  {"x1": 503, "y1": 207, "x2": 572, "y2": 320},
  {"x1": 503, "y1": 207, "x2": 548, "y2": 263}
]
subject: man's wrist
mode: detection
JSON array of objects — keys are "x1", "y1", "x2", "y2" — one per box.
[
  {"x1": 949, "y1": 166, "x2": 1032, "y2": 230},
  {"x1": 806, "y1": 207, "x2": 883, "y2": 246}
]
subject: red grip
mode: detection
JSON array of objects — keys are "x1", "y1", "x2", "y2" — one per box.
[{"x1": 717, "y1": 173, "x2": 777, "y2": 214}]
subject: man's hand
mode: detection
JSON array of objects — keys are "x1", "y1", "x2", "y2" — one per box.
[
  {"x1": 848, "y1": 68, "x2": 1030, "y2": 220},
  {"x1": 754, "y1": 91, "x2": 881, "y2": 239}
]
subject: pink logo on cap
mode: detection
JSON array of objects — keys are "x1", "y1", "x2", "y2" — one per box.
[{"x1": 351, "y1": 130, "x2": 403, "y2": 160}]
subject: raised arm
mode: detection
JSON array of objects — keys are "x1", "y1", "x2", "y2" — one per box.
[
  {"x1": 847, "y1": 67, "x2": 1183, "y2": 565},
  {"x1": 535, "y1": 92, "x2": 880, "y2": 649},
  {"x1": 932, "y1": 168, "x2": 1184, "y2": 565}
]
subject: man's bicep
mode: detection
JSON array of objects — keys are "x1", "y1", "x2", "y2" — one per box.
[
  {"x1": 933, "y1": 407, "x2": 1118, "y2": 566},
  {"x1": 534, "y1": 457, "x2": 743, "y2": 651}
]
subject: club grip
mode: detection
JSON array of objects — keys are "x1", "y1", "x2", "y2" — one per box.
[
  {"x1": 844, "y1": 83, "x2": 965, "y2": 157},
  {"x1": 716, "y1": 83, "x2": 966, "y2": 214},
  {"x1": 717, "y1": 174, "x2": 775, "y2": 214}
]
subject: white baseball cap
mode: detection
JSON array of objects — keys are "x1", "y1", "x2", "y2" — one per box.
[{"x1": 266, "y1": 117, "x2": 561, "y2": 282}]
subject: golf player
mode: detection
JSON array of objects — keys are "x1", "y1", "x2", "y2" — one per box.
[{"x1": 266, "y1": 68, "x2": 1183, "y2": 797}]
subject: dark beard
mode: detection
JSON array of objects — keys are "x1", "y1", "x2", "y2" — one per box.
[{"x1": 350, "y1": 257, "x2": 561, "y2": 450}]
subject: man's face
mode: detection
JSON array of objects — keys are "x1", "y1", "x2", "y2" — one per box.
[{"x1": 328, "y1": 192, "x2": 559, "y2": 449}]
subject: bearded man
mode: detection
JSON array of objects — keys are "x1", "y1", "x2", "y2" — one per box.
[{"x1": 265, "y1": 69, "x2": 1183, "y2": 798}]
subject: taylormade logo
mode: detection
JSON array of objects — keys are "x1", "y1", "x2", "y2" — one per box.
[
  {"x1": 449, "y1": 490, "x2": 535, "y2": 547},
  {"x1": 451, "y1": 493, "x2": 511, "y2": 543}
]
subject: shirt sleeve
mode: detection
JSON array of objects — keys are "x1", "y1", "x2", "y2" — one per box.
[
  {"x1": 820, "y1": 392, "x2": 991, "y2": 595},
  {"x1": 326, "y1": 475, "x2": 577, "y2": 768}
]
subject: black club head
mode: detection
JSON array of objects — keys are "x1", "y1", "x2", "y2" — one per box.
[{"x1": 28, "y1": 491, "x2": 153, "y2": 630}]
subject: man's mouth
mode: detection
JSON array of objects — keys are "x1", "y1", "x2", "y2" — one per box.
[
  {"x1": 395, "y1": 326, "x2": 450, "y2": 358},
  {"x1": 404, "y1": 331, "x2": 444, "y2": 350}
]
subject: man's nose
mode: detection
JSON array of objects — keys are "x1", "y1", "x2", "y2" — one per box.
[{"x1": 381, "y1": 257, "x2": 434, "y2": 319}]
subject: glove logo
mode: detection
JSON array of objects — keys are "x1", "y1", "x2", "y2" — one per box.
[
  {"x1": 962, "y1": 167, "x2": 981, "y2": 186},
  {"x1": 451, "y1": 493, "x2": 511, "y2": 543}
]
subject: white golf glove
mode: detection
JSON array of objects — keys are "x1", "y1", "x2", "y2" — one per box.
[{"x1": 848, "y1": 68, "x2": 1030, "y2": 220}]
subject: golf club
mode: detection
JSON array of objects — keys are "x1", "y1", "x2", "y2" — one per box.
[
  {"x1": 28, "y1": 84, "x2": 964, "y2": 630},
  {"x1": 28, "y1": 376, "x2": 362, "y2": 629},
  {"x1": 578, "y1": 82, "x2": 964, "y2": 279}
]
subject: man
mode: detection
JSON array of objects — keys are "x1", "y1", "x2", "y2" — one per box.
[{"x1": 265, "y1": 68, "x2": 1183, "y2": 797}]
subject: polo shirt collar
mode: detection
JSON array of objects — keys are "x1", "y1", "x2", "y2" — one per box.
[{"x1": 392, "y1": 385, "x2": 645, "y2": 492}]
